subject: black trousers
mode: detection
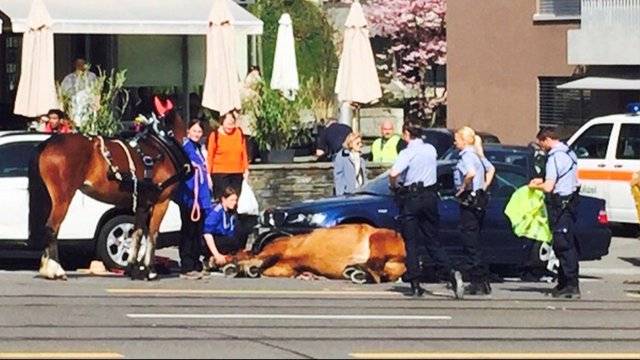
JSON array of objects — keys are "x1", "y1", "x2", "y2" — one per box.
[
  {"x1": 399, "y1": 190, "x2": 453, "y2": 281},
  {"x1": 179, "y1": 206, "x2": 203, "y2": 273},
  {"x1": 546, "y1": 201, "x2": 579, "y2": 288},
  {"x1": 211, "y1": 173, "x2": 243, "y2": 200},
  {"x1": 459, "y1": 205, "x2": 488, "y2": 283}
]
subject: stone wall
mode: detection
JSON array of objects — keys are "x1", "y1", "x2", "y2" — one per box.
[{"x1": 248, "y1": 162, "x2": 390, "y2": 210}]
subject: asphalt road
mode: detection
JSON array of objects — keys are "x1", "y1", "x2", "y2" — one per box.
[{"x1": 0, "y1": 236, "x2": 639, "y2": 359}]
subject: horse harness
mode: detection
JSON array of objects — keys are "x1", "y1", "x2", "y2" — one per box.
[{"x1": 96, "y1": 126, "x2": 192, "y2": 212}]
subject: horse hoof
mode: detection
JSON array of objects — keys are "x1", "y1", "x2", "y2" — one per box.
[
  {"x1": 350, "y1": 269, "x2": 368, "y2": 285},
  {"x1": 342, "y1": 266, "x2": 357, "y2": 280},
  {"x1": 246, "y1": 266, "x2": 261, "y2": 278},
  {"x1": 222, "y1": 264, "x2": 239, "y2": 278}
]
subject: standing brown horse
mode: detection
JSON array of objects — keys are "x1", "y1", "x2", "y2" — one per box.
[{"x1": 28, "y1": 99, "x2": 191, "y2": 280}]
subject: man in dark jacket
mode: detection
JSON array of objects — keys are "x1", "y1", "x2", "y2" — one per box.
[{"x1": 315, "y1": 118, "x2": 352, "y2": 162}]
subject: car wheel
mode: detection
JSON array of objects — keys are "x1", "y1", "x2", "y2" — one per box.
[{"x1": 96, "y1": 215, "x2": 147, "y2": 271}]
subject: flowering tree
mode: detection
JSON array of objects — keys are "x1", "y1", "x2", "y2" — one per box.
[{"x1": 365, "y1": 0, "x2": 446, "y2": 125}]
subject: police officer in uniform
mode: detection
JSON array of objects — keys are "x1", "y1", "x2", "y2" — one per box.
[
  {"x1": 389, "y1": 123, "x2": 464, "y2": 299},
  {"x1": 453, "y1": 127, "x2": 495, "y2": 295},
  {"x1": 529, "y1": 127, "x2": 581, "y2": 299}
]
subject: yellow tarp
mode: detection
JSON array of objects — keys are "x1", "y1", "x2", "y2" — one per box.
[{"x1": 504, "y1": 186, "x2": 552, "y2": 243}]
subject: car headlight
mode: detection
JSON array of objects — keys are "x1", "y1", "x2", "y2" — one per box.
[
  {"x1": 287, "y1": 213, "x2": 327, "y2": 226},
  {"x1": 308, "y1": 213, "x2": 327, "y2": 226}
]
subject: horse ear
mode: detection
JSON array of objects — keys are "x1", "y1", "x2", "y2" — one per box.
[
  {"x1": 154, "y1": 97, "x2": 167, "y2": 117},
  {"x1": 165, "y1": 99, "x2": 174, "y2": 112}
]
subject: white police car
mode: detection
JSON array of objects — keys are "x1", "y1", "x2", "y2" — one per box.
[
  {"x1": 0, "y1": 131, "x2": 182, "y2": 269},
  {"x1": 567, "y1": 103, "x2": 640, "y2": 224}
]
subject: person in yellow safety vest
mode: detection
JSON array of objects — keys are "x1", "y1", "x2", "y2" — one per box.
[
  {"x1": 630, "y1": 171, "x2": 640, "y2": 223},
  {"x1": 371, "y1": 120, "x2": 405, "y2": 163}
]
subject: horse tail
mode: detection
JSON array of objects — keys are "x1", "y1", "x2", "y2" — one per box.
[{"x1": 28, "y1": 141, "x2": 52, "y2": 250}]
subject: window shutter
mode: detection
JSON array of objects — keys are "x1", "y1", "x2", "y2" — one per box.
[
  {"x1": 538, "y1": 0, "x2": 581, "y2": 16},
  {"x1": 539, "y1": 77, "x2": 591, "y2": 127}
]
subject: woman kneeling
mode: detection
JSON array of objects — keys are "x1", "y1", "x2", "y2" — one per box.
[{"x1": 203, "y1": 187, "x2": 247, "y2": 269}]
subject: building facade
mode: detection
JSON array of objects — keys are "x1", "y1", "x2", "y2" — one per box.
[{"x1": 448, "y1": 0, "x2": 640, "y2": 145}]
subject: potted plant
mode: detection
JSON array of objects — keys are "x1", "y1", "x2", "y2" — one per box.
[
  {"x1": 245, "y1": 81, "x2": 312, "y2": 164},
  {"x1": 58, "y1": 68, "x2": 129, "y2": 137}
]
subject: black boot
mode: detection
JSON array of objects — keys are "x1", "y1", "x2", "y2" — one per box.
[
  {"x1": 464, "y1": 281, "x2": 492, "y2": 295},
  {"x1": 552, "y1": 284, "x2": 580, "y2": 299},
  {"x1": 410, "y1": 280, "x2": 426, "y2": 297}
]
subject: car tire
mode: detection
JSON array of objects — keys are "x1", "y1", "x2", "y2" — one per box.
[{"x1": 96, "y1": 215, "x2": 147, "y2": 271}]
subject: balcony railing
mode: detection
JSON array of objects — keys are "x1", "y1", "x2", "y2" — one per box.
[
  {"x1": 581, "y1": 0, "x2": 640, "y2": 32},
  {"x1": 568, "y1": 0, "x2": 640, "y2": 65}
]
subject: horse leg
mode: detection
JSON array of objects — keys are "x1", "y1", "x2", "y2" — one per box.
[
  {"x1": 261, "y1": 260, "x2": 297, "y2": 278},
  {"x1": 143, "y1": 200, "x2": 171, "y2": 281},
  {"x1": 39, "y1": 195, "x2": 73, "y2": 281},
  {"x1": 382, "y1": 258, "x2": 407, "y2": 283},
  {"x1": 127, "y1": 206, "x2": 151, "y2": 280}
]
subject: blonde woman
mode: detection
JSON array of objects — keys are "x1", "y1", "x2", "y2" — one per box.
[
  {"x1": 333, "y1": 132, "x2": 367, "y2": 196},
  {"x1": 473, "y1": 134, "x2": 496, "y2": 190},
  {"x1": 453, "y1": 126, "x2": 495, "y2": 296}
]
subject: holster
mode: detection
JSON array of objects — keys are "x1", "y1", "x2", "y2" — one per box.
[{"x1": 457, "y1": 189, "x2": 489, "y2": 211}]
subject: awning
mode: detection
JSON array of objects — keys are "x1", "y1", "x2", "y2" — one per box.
[
  {"x1": 558, "y1": 77, "x2": 640, "y2": 90},
  {"x1": 0, "y1": 0, "x2": 263, "y2": 35}
]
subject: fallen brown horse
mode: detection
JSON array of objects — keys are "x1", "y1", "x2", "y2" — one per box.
[
  {"x1": 28, "y1": 99, "x2": 191, "y2": 280},
  {"x1": 231, "y1": 224, "x2": 406, "y2": 284}
]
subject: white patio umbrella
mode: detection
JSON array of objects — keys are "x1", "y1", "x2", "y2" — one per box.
[
  {"x1": 14, "y1": 0, "x2": 59, "y2": 117},
  {"x1": 334, "y1": 0, "x2": 381, "y2": 130},
  {"x1": 270, "y1": 13, "x2": 299, "y2": 100},
  {"x1": 202, "y1": 0, "x2": 241, "y2": 116}
]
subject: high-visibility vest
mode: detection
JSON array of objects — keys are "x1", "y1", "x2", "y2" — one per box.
[
  {"x1": 372, "y1": 135, "x2": 401, "y2": 163},
  {"x1": 504, "y1": 186, "x2": 552, "y2": 243}
]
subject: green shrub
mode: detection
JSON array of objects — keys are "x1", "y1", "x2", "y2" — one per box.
[{"x1": 246, "y1": 80, "x2": 312, "y2": 151}]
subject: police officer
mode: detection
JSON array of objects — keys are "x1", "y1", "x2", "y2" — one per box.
[
  {"x1": 389, "y1": 123, "x2": 464, "y2": 299},
  {"x1": 453, "y1": 127, "x2": 495, "y2": 295},
  {"x1": 529, "y1": 127, "x2": 580, "y2": 299}
]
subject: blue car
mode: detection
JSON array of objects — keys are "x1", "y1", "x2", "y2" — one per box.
[{"x1": 256, "y1": 146, "x2": 612, "y2": 273}]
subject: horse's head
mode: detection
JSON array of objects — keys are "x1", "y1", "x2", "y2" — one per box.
[{"x1": 153, "y1": 96, "x2": 187, "y2": 141}]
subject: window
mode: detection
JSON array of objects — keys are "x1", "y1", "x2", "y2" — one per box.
[
  {"x1": 616, "y1": 124, "x2": 640, "y2": 160},
  {"x1": 570, "y1": 124, "x2": 613, "y2": 159},
  {"x1": 535, "y1": 0, "x2": 581, "y2": 20},
  {"x1": 0, "y1": 142, "x2": 39, "y2": 178},
  {"x1": 539, "y1": 77, "x2": 591, "y2": 127},
  {"x1": 490, "y1": 169, "x2": 528, "y2": 199}
]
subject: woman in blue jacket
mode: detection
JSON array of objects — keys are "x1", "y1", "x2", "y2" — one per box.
[
  {"x1": 202, "y1": 187, "x2": 248, "y2": 269},
  {"x1": 177, "y1": 119, "x2": 213, "y2": 280}
]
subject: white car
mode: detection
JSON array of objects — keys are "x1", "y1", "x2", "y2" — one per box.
[
  {"x1": 0, "y1": 131, "x2": 183, "y2": 269},
  {"x1": 567, "y1": 104, "x2": 640, "y2": 224}
]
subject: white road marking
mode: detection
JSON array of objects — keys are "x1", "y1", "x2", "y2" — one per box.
[
  {"x1": 108, "y1": 288, "x2": 404, "y2": 296},
  {"x1": 0, "y1": 353, "x2": 123, "y2": 359},
  {"x1": 581, "y1": 268, "x2": 640, "y2": 276},
  {"x1": 126, "y1": 313, "x2": 452, "y2": 320}
]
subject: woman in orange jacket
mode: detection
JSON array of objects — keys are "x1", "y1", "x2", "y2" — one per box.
[{"x1": 207, "y1": 111, "x2": 249, "y2": 200}]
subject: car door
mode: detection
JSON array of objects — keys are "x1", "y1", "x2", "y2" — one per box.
[
  {"x1": 608, "y1": 122, "x2": 640, "y2": 223},
  {"x1": 569, "y1": 123, "x2": 615, "y2": 203},
  {"x1": 0, "y1": 140, "x2": 41, "y2": 240},
  {"x1": 436, "y1": 165, "x2": 462, "y2": 256},
  {"x1": 481, "y1": 165, "x2": 529, "y2": 265}
]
